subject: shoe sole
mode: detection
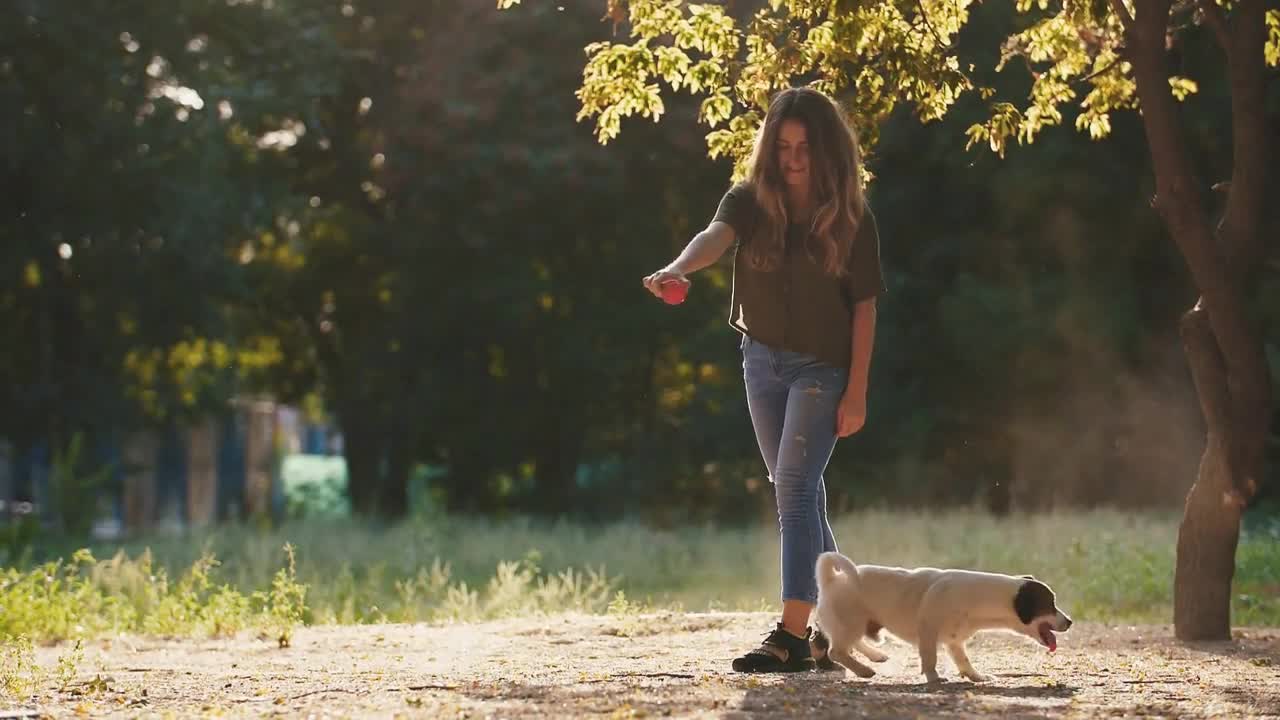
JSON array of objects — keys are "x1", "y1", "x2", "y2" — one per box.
[{"x1": 732, "y1": 660, "x2": 817, "y2": 673}]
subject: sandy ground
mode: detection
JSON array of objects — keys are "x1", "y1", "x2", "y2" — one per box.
[{"x1": 8, "y1": 612, "x2": 1280, "y2": 719}]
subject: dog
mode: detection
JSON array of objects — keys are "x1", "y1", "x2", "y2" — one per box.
[{"x1": 812, "y1": 551, "x2": 1072, "y2": 683}]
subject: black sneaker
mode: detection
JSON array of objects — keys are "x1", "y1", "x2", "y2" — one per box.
[
  {"x1": 731, "y1": 623, "x2": 816, "y2": 673},
  {"x1": 810, "y1": 628, "x2": 839, "y2": 671}
]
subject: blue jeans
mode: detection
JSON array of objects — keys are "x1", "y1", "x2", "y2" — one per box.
[{"x1": 742, "y1": 335, "x2": 846, "y2": 604}]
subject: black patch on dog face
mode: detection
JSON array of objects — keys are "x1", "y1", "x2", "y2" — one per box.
[{"x1": 1013, "y1": 579, "x2": 1057, "y2": 625}]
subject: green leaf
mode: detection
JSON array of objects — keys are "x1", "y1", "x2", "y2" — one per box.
[
  {"x1": 698, "y1": 92, "x2": 734, "y2": 127},
  {"x1": 559, "y1": 0, "x2": 1239, "y2": 169}
]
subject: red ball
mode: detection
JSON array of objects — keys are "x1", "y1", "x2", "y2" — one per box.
[{"x1": 660, "y1": 279, "x2": 688, "y2": 305}]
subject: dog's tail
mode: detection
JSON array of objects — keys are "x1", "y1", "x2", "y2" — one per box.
[{"x1": 815, "y1": 551, "x2": 860, "y2": 590}]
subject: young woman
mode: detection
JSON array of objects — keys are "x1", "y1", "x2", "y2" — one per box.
[{"x1": 643, "y1": 87, "x2": 885, "y2": 673}]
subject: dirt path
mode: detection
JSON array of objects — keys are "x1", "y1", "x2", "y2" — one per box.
[{"x1": 11, "y1": 612, "x2": 1280, "y2": 718}]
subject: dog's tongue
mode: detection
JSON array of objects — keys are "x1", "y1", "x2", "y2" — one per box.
[{"x1": 1039, "y1": 624, "x2": 1057, "y2": 652}]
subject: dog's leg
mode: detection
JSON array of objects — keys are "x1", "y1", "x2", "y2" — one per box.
[
  {"x1": 916, "y1": 622, "x2": 942, "y2": 684},
  {"x1": 850, "y1": 637, "x2": 889, "y2": 663},
  {"x1": 829, "y1": 647, "x2": 876, "y2": 679},
  {"x1": 946, "y1": 642, "x2": 990, "y2": 682}
]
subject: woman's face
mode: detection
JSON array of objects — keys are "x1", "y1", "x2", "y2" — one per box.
[{"x1": 776, "y1": 118, "x2": 810, "y2": 189}]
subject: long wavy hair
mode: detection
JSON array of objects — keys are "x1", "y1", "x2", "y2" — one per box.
[{"x1": 743, "y1": 87, "x2": 865, "y2": 276}]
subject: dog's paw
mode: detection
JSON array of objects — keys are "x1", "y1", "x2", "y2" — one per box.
[
  {"x1": 962, "y1": 671, "x2": 992, "y2": 683},
  {"x1": 924, "y1": 673, "x2": 944, "y2": 685},
  {"x1": 865, "y1": 650, "x2": 889, "y2": 663}
]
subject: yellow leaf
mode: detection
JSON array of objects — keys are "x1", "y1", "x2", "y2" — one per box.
[
  {"x1": 1264, "y1": 10, "x2": 1279, "y2": 67},
  {"x1": 698, "y1": 363, "x2": 721, "y2": 382},
  {"x1": 23, "y1": 260, "x2": 40, "y2": 288},
  {"x1": 1168, "y1": 76, "x2": 1198, "y2": 101},
  {"x1": 488, "y1": 345, "x2": 507, "y2": 379}
]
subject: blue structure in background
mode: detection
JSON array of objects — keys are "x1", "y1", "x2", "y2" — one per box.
[
  {"x1": 305, "y1": 425, "x2": 328, "y2": 455},
  {"x1": 13, "y1": 442, "x2": 48, "y2": 506},
  {"x1": 0, "y1": 409, "x2": 344, "y2": 533},
  {"x1": 155, "y1": 423, "x2": 188, "y2": 526}
]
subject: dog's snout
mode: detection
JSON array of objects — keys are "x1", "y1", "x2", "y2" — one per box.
[{"x1": 1056, "y1": 612, "x2": 1073, "y2": 631}]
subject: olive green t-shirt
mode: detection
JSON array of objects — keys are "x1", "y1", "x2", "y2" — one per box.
[{"x1": 712, "y1": 182, "x2": 886, "y2": 370}]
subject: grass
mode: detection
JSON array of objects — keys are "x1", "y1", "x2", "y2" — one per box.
[
  {"x1": 2, "y1": 508, "x2": 1278, "y2": 648},
  {"x1": 0, "y1": 544, "x2": 309, "y2": 651}
]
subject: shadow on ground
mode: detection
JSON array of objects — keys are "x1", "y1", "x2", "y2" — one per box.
[
  {"x1": 449, "y1": 670, "x2": 1086, "y2": 719},
  {"x1": 725, "y1": 671, "x2": 1081, "y2": 719}
]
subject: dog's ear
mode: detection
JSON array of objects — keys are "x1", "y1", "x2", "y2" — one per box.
[{"x1": 1013, "y1": 579, "x2": 1055, "y2": 625}]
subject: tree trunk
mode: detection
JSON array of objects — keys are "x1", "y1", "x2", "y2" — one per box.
[
  {"x1": 243, "y1": 401, "x2": 276, "y2": 521},
  {"x1": 532, "y1": 407, "x2": 585, "y2": 517},
  {"x1": 380, "y1": 425, "x2": 411, "y2": 517},
  {"x1": 1174, "y1": 310, "x2": 1251, "y2": 639},
  {"x1": 342, "y1": 415, "x2": 383, "y2": 516},
  {"x1": 1128, "y1": 0, "x2": 1272, "y2": 640},
  {"x1": 186, "y1": 417, "x2": 218, "y2": 528},
  {"x1": 443, "y1": 452, "x2": 490, "y2": 514},
  {"x1": 1173, "y1": 447, "x2": 1242, "y2": 639},
  {"x1": 341, "y1": 413, "x2": 411, "y2": 518},
  {"x1": 533, "y1": 414, "x2": 569, "y2": 515}
]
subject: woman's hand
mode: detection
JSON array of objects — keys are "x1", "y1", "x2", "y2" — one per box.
[
  {"x1": 642, "y1": 222, "x2": 735, "y2": 299},
  {"x1": 642, "y1": 267, "x2": 689, "y2": 299},
  {"x1": 836, "y1": 387, "x2": 866, "y2": 437}
]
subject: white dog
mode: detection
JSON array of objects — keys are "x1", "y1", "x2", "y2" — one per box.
[{"x1": 813, "y1": 551, "x2": 1073, "y2": 683}]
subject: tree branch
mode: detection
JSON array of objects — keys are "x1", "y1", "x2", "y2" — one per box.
[
  {"x1": 916, "y1": 0, "x2": 949, "y2": 51},
  {"x1": 1219, "y1": 0, "x2": 1270, "y2": 279},
  {"x1": 1180, "y1": 302, "x2": 1262, "y2": 504},
  {"x1": 1180, "y1": 304, "x2": 1231, "y2": 435},
  {"x1": 1109, "y1": 0, "x2": 1135, "y2": 32},
  {"x1": 1080, "y1": 57, "x2": 1122, "y2": 83},
  {"x1": 1196, "y1": 0, "x2": 1230, "y2": 51}
]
